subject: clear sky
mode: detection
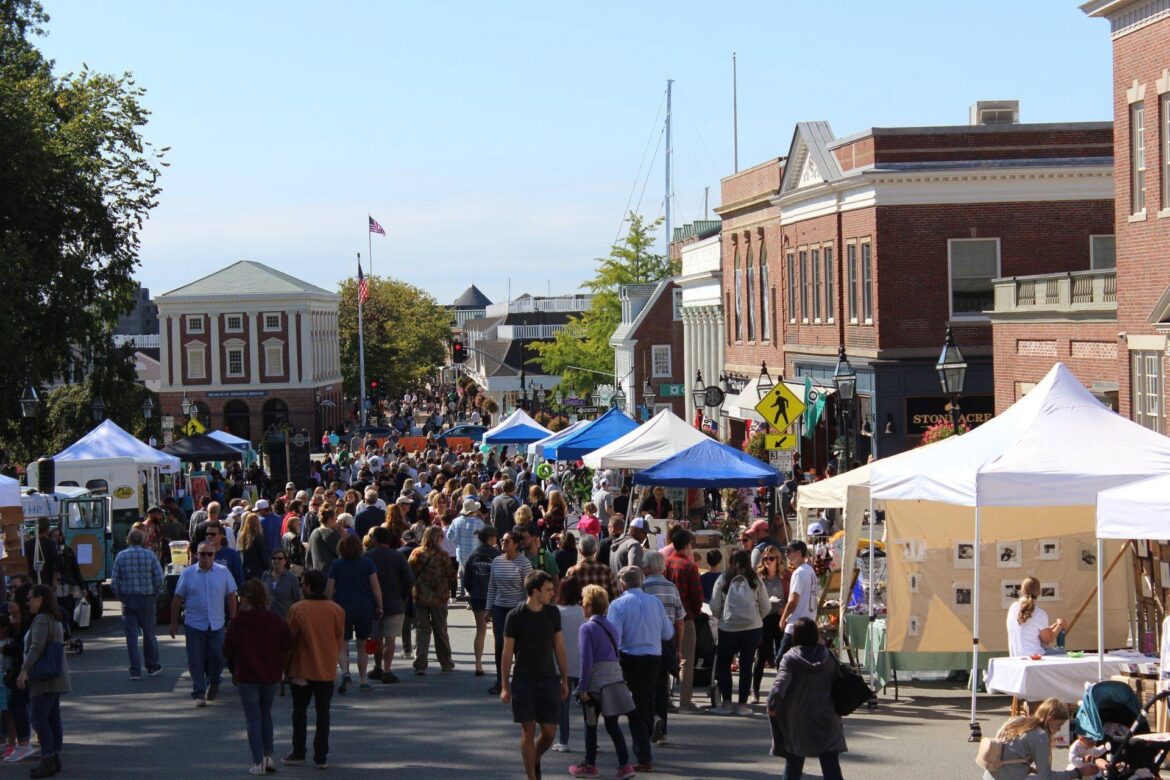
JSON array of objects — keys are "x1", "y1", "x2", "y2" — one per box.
[{"x1": 36, "y1": 1, "x2": 1113, "y2": 306}]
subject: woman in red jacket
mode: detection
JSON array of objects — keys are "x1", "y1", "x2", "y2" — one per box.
[{"x1": 225, "y1": 579, "x2": 293, "y2": 776}]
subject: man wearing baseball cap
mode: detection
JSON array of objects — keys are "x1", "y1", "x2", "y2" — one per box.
[
  {"x1": 610, "y1": 517, "x2": 650, "y2": 577},
  {"x1": 256, "y1": 500, "x2": 282, "y2": 555},
  {"x1": 448, "y1": 499, "x2": 484, "y2": 598}
]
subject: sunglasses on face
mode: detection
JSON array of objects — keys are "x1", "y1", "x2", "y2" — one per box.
[
  {"x1": 198, "y1": 552, "x2": 216, "y2": 558},
  {"x1": 272, "y1": 556, "x2": 286, "y2": 562}
]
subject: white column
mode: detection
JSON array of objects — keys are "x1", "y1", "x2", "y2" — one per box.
[
  {"x1": 249, "y1": 311, "x2": 260, "y2": 382},
  {"x1": 168, "y1": 315, "x2": 180, "y2": 389},
  {"x1": 716, "y1": 308, "x2": 726, "y2": 376},
  {"x1": 289, "y1": 309, "x2": 300, "y2": 382},
  {"x1": 682, "y1": 311, "x2": 693, "y2": 421}
]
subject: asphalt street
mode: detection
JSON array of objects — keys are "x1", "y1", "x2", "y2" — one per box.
[{"x1": 50, "y1": 601, "x2": 1006, "y2": 778}]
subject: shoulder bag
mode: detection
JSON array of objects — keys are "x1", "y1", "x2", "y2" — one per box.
[
  {"x1": 29, "y1": 620, "x2": 64, "y2": 682},
  {"x1": 830, "y1": 655, "x2": 873, "y2": 716}
]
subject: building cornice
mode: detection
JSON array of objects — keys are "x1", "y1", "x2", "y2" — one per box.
[
  {"x1": 157, "y1": 293, "x2": 338, "y2": 310},
  {"x1": 1081, "y1": 0, "x2": 1170, "y2": 37},
  {"x1": 160, "y1": 375, "x2": 343, "y2": 393}
]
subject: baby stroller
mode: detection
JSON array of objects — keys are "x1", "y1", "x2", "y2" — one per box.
[{"x1": 1075, "y1": 681, "x2": 1170, "y2": 779}]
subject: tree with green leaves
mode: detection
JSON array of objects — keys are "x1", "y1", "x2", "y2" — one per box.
[
  {"x1": 532, "y1": 212, "x2": 677, "y2": 394},
  {"x1": 0, "y1": 1, "x2": 166, "y2": 463},
  {"x1": 338, "y1": 275, "x2": 452, "y2": 400}
]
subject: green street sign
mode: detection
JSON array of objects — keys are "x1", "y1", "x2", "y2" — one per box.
[{"x1": 659, "y1": 383, "x2": 685, "y2": 397}]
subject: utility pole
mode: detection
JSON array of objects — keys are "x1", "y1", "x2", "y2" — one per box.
[{"x1": 665, "y1": 78, "x2": 673, "y2": 256}]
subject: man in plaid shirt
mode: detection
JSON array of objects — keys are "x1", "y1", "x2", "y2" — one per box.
[
  {"x1": 663, "y1": 527, "x2": 703, "y2": 710},
  {"x1": 564, "y1": 534, "x2": 618, "y2": 599},
  {"x1": 110, "y1": 527, "x2": 166, "y2": 680}
]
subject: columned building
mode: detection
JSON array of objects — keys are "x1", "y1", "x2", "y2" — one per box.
[
  {"x1": 673, "y1": 222, "x2": 725, "y2": 424},
  {"x1": 156, "y1": 261, "x2": 343, "y2": 444}
]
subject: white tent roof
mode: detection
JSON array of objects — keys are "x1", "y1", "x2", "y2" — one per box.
[
  {"x1": 53, "y1": 419, "x2": 181, "y2": 474},
  {"x1": 208, "y1": 430, "x2": 251, "y2": 449},
  {"x1": 532, "y1": 420, "x2": 590, "y2": 459},
  {"x1": 582, "y1": 409, "x2": 710, "y2": 470},
  {"x1": 0, "y1": 474, "x2": 18, "y2": 508},
  {"x1": 870, "y1": 363, "x2": 1170, "y2": 507},
  {"x1": 1097, "y1": 473, "x2": 1170, "y2": 540},
  {"x1": 796, "y1": 462, "x2": 874, "y2": 511}
]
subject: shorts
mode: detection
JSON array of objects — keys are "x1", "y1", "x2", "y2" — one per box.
[
  {"x1": 343, "y1": 609, "x2": 374, "y2": 642},
  {"x1": 377, "y1": 612, "x2": 405, "y2": 639},
  {"x1": 469, "y1": 599, "x2": 487, "y2": 614},
  {"x1": 511, "y1": 675, "x2": 561, "y2": 725}
]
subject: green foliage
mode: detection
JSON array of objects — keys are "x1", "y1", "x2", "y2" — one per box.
[
  {"x1": 745, "y1": 430, "x2": 767, "y2": 461},
  {"x1": 338, "y1": 275, "x2": 451, "y2": 400},
  {"x1": 918, "y1": 416, "x2": 968, "y2": 446},
  {"x1": 0, "y1": 1, "x2": 165, "y2": 461},
  {"x1": 533, "y1": 213, "x2": 677, "y2": 394}
]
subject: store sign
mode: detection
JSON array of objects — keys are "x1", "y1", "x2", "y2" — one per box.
[
  {"x1": 904, "y1": 395, "x2": 995, "y2": 435},
  {"x1": 659, "y1": 383, "x2": 685, "y2": 397}
]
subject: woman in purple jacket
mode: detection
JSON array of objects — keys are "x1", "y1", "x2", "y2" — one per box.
[{"x1": 570, "y1": 585, "x2": 634, "y2": 779}]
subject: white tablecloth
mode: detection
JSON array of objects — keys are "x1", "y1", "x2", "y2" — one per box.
[{"x1": 984, "y1": 651, "x2": 1146, "y2": 702}]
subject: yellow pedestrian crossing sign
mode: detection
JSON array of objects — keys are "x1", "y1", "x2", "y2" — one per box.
[
  {"x1": 764, "y1": 433, "x2": 798, "y2": 450},
  {"x1": 755, "y1": 383, "x2": 805, "y2": 430},
  {"x1": 181, "y1": 417, "x2": 206, "y2": 436}
]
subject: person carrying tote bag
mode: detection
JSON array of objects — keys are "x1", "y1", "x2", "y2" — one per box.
[{"x1": 17, "y1": 584, "x2": 71, "y2": 779}]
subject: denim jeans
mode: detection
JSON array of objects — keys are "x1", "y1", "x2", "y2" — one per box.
[
  {"x1": 184, "y1": 625, "x2": 225, "y2": 698},
  {"x1": 782, "y1": 751, "x2": 844, "y2": 780},
  {"x1": 491, "y1": 604, "x2": 511, "y2": 686},
  {"x1": 557, "y1": 677, "x2": 579, "y2": 744},
  {"x1": 29, "y1": 693, "x2": 62, "y2": 758},
  {"x1": 716, "y1": 627, "x2": 762, "y2": 705},
  {"x1": 290, "y1": 680, "x2": 333, "y2": 765},
  {"x1": 583, "y1": 707, "x2": 629, "y2": 768},
  {"x1": 238, "y1": 683, "x2": 277, "y2": 764},
  {"x1": 121, "y1": 594, "x2": 160, "y2": 675},
  {"x1": 8, "y1": 686, "x2": 30, "y2": 741}
]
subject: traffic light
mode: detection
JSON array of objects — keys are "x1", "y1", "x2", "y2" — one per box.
[
  {"x1": 369, "y1": 378, "x2": 379, "y2": 395},
  {"x1": 452, "y1": 339, "x2": 467, "y2": 364}
]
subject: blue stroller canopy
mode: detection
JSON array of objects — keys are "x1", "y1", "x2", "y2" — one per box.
[{"x1": 1075, "y1": 681, "x2": 1142, "y2": 741}]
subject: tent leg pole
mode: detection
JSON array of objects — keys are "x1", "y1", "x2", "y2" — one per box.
[
  {"x1": 969, "y1": 505, "x2": 982, "y2": 742},
  {"x1": 866, "y1": 492, "x2": 877, "y2": 710},
  {"x1": 1097, "y1": 538, "x2": 1105, "y2": 682}
]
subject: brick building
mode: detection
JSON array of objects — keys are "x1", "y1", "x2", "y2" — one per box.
[
  {"x1": 155, "y1": 261, "x2": 344, "y2": 444},
  {"x1": 1083, "y1": 0, "x2": 1170, "y2": 433},
  {"x1": 719, "y1": 110, "x2": 1114, "y2": 455},
  {"x1": 610, "y1": 279, "x2": 686, "y2": 420}
]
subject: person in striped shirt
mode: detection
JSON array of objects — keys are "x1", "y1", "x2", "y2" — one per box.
[{"x1": 485, "y1": 531, "x2": 534, "y2": 695}]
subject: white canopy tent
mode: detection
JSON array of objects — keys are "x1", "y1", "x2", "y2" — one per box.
[
  {"x1": 53, "y1": 419, "x2": 181, "y2": 474},
  {"x1": 582, "y1": 409, "x2": 709, "y2": 470},
  {"x1": 869, "y1": 363, "x2": 1170, "y2": 736},
  {"x1": 0, "y1": 474, "x2": 18, "y2": 508}
]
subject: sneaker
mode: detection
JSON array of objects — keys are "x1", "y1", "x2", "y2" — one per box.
[
  {"x1": 568, "y1": 763, "x2": 599, "y2": 777},
  {"x1": 414, "y1": 669, "x2": 426, "y2": 676},
  {"x1": 614, "y1": 765, "x2": 637, "y2": 780},
  {"x1": 551, "y1": 742, "x2": 569, "y2": 752},
  {"x1": 315, "y1": 762, "x2": 328, "y2": 770},
  {"x1": 338, "y1": 674, "x2": 351, "y2": 694},
  {"x1": 382, "y1": 671, "x2": 399, "y2": 684},
  {"x1": 368, "y1": 668, "x2": 383, "y2": 681},
  {"x1": 129, "y1": 673, "x2": 141, "y2": 681},
  {"x1": 4, "y1": 744, "x2": 33, "y2": 762},
  {"x1": 651, "y1": 719, "x2": 665, "y2": 744},
  {"x1": 3, "y1": 745, "x2": 14, "y2": 759},
  {"x1": 264, "y1": 755, "x2": 276, "y2": 773},
  {"x1": 147, "y1": 666, "x2": 163, "y2": 677},
  {"x1": 193, "y1": 697, "x2": 207, "y2": 708},
  {"x1": 281, "y1": 753, "x2": 305, "y2": 766},
  {"x1": 359, "y1": 682, "x2": 373, "y2": 692},
  {"x1": 207, "y1": 683, "x2": 219, "y2": 701},
  {"x1": 488, "y1": 683, "x2": 502, "y2": 695},
  {"x1": 735, "y1": 703, "x2": 753, "y2": 716},
  {"x1": 250, "y1": 763, "x2": 267, "y2": 776},
  {"x1": 633, "y1": 763, "x2": 654, "y2": 773},
  {"x1": 708, "y1": 703, "x2": 737, "y2": 715}
]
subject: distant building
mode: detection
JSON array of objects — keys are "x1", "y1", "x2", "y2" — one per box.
[
  {"x1": 114, "y1": 286, "x2": 159, "y2": 337},
  {"x1": 155, "y1": 261, "x2": 343, "y2": 443},
  {"x1": 610, "y1": 279, "x2": 686, "y2": 420},
  {"x1": 672, "y1": 221, "x2": 724, "y2": 425},
  {"x1": 450, "y1": 285, "x2": 492, "y2": 330}
]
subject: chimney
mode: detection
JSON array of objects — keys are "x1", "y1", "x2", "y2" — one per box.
[{"x1": 969, "y1": 100, "x2": 1020, "y2": 126}]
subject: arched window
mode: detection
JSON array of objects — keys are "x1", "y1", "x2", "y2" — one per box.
[
  {"x1": 759, "y1": 243, "x2": 770, "y2": 340},
  {"x1": 263, "y1": 398, "x2": 289, "y2": 432},
  {"x1": 745, "y1": 244, "x2": 756, "y2": 340},
  {"x1": 733, "y1": 245, "x2": 743, "y2": 341},
  {"x1": 224, "y1": 399, "x2": 251, "y2": 442}
]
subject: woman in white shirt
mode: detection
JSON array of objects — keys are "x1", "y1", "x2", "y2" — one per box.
[{"x1": 1006, "y1": 577, "x2": 1065, "y2": 657}]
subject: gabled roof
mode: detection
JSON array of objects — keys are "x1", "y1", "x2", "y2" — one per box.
[
  {"x1": 611, "y1": 278, "x2": 673, "y2": 344},
  {"x1": 453, "y1": 284, "x2": 492, "y2": 308},
  {"x1": 159, "y1": 261, "x2": 335, "y2": 299},
  {"x1": 778, "y1": 122, "x2": 843, "y2": 195}
]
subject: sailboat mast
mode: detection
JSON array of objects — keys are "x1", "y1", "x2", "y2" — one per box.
[{"x1": 665, "y1": 78, "x2": 673, "y2": 255}]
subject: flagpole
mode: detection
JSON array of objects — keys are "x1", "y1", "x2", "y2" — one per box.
[{"x1": 357, "y1": 251, "x2": 367, "y2": 427}]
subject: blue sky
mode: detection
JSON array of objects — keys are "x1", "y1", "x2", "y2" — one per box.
[{"x1": 37, "y1": 1, "x2": 1113, "y2": 306}]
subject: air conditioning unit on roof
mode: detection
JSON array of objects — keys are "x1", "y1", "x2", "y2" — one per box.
[{"x1": 969, "y1": 100, "x2": 1020, "y2": 126}]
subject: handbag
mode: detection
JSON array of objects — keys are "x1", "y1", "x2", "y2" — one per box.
[
  {"x1": 73, "y1": 599, "x2": 92, "y2": 629},
  {"x1": 830, "y1": 657, "x2": 873, "y2": 716},
  {"x1": 29, "y1": 639, "x2": 64, "y2": 683},
  {"x1": 974, "y1": 736, "x2": 1029, "y2": 772}
]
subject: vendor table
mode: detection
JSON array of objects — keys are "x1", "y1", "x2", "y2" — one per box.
[
  {"x1": 844, "y1": 614, "x2": 1002, "y2": 696},
  {"x1": 984, "y1": 651, "x2": 1146, "y2": 703}
]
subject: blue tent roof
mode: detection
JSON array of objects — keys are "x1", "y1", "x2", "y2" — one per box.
[
  {"x1": 632, "y1": 438, "x2": 781, "y2": 487},
  {"x1": 549, "y1": 408, "x2": 639, "y2": 461},
  {"x1": 482, "y1": 409, "x2": 554, "y2": 445}
]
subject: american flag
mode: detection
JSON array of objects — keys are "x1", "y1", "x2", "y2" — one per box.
[
  {"x1": 369, "y1": 215, "x2": 386, "y2": 236},
  {"x1": 358, "y1": 263, "x2": 369, "y2": 305}
]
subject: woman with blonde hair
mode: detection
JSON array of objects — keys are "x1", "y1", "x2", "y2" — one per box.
[
  {"x1": 1006, "y1": 577, "x2": 1065, "y2": 657},
  {"x1": 983, "y1": 698, "x2": 1102, "y2": 779},
  {"x1": 513, "y1": 504, "x2": 533, "y2": 529},
  {"x1": 237, "y1": 512, "x2": 270, "y2": 582}
]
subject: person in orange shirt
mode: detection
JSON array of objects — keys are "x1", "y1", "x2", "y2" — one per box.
[{"x1": 282, "y1": 570, "x2": 344, "y2": 771}]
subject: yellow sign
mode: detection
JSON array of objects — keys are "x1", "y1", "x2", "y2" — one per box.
[
  {"x1": 754, "y1": 384, "x2": 806, "y2": 430},
  {"x1": 112, "y1": 486, "x2": 135, "y2": 500},
  {"x1": 764, "y1": 433, "x2": 798, "y2": 451},
  {"x1": 181, "y1": 417, "x2": 206, "y2": 436}
]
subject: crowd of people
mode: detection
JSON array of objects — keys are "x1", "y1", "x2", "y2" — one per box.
[{"x1": 11, "y1": 383, "x2": 858, "y2": 778}]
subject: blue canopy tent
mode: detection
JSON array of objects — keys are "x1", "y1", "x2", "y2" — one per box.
[
  {"x1": 532, "y1": 420, "x2": 590, "y2": 459},
  {"x1": 482, "y1": 409, "x2": 554, "y2": 445},
  {"x1": 632, "y1": 438, "x2": 781, "y2": 488},
  {"x1": 547, "y1": 408, "x2": 639, "y2": 462}
]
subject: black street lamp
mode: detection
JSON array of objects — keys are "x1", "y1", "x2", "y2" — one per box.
[
  {"x1": 612, "y1": 385, "x2": 627, "y2": 410},
  {"x1": 757, "y1": 360, "x2": 775, "y2": 400},
  {"x1": 19, "y1": 385, "x2": 38, "y2": 420},
  {"x1": 180, "y1": 391, "x2": 193, "y2": 418},
  {"x1": 90, "y1": 396, "x2": 106, "y2": 423},
  {"x1": 691, "y1": 369, "x2": 706, "y2": 412},
  {"x1": 937, "y1": 326, "x2": 967, "y2": 436},
  {"x1": 641, "y1": 380, "x2": 656, "y2": 417},
  {"x1": 833, "y1": 346, "x2": 856, "y2": 470}
]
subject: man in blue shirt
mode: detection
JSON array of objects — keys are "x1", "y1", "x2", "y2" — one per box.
[
  {"x1": 607, "y1": 566, "x2": 673, "y2": 772},
  {"x1": 203, "y1": 523, "x2": 242, "y2": 587},
  {"x1": 257, "y1": 499, "x2": 282, "y2": 553},
  {"x1": 170, "y1": 541, "x2": 237, "y2": 707},
  {"x1": 110, "y1": 527, "x2": 165, "y2": 680}
]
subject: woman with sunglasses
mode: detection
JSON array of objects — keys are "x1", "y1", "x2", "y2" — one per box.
[
  {"x1": 752, "y1": 545, "x2": 787, "y2": 703},
  {"x1": 261, "y1": 550, "x2": 302, "y2": 622}
]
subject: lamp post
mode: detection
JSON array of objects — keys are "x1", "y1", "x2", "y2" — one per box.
[
  {"x1": 90, "y1": 396, "x2": 106, "y2": 424},
  {"x1": 612, "y1": 386, "x2": 627, "y2": 411},
  {"x1": 180, "y1": 391, "x2": 192, "y2": 418},
  {"x1": 832, "y1": 346, "x2": 856, "y2": 470},
  {"x1": 314, "y1": 389, "x2": 322, "y2": 444},
  {"x1": 19, "y1": 385, "x2": 38, "y2": 420},
  {"x1": 641, "y1": 379, "x2": 656, "y2": 419},
  {"x1": 937, "y1": 326, "x2": 967, "y2": 436},
  {"x1": 756, "y1": 360, "x2": 775, "y2": 400},
  {"x1": 141, "y1": 395, "x2": 155, "y2": 446}
]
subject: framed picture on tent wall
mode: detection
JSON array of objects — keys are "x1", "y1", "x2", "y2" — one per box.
[
  {"x1": 953, "y1": 583, "x2": 973, "y2": 607},
  {"x1": 1002, "y1": 580, "x2": 1022, "y2": 609},
  {"x1": 900, "y1": 539, "x2": 926, "y2": 563},
  {"x1": 1039, "y1": 582, "x2": 1062, "y2": 602},
  {"x1": 1038, "y1": 539, "x2": 1061, "y2": 561},
  {"x1": 1077, "y1": 545, "x2": 1097, "y2": 570},
  {"x1": 953, "y1": 541, "x2": 975, "y2": 570},
  {"x1": 996, "y1": 541, "x2": 1023, "y2": 568}
]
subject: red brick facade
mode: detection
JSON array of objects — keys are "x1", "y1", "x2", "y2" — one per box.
[
  {"x1": 630, "y1": 281, "x2": 686, "y2": 418},
  {"x1": 991, "y1": 322, "x2": 1119, "y2": 412}
]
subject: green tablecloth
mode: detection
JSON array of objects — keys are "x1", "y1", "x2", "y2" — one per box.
[{"x1": 842, "y1": 614, "x2": 1004, "y2": 692}]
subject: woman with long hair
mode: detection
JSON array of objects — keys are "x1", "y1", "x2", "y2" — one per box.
[
  {"x1": 526, "y1": 485, "x2": 546, "y2": 526},
  {"x1": 326, "y1": 534, "x2": 382, "y2": 693},
  {"x1": 980, "y1": 698, "x2": 1102, "y2": 780},
  {"x1": 282, "y1": 515, "x2": 305, "y2": 573},
  {"x1": 1006, "y1": 577, "x2": 1066, "y2": 657},
  {"x1": 17, "y1": 585, "x2": 69, "y2": 779},
  {"x1": 753, "y1": 544, "x2": 786, "y2": 701},
  {"x1": 542, "y1": 490, "x2": 568, "y2": 545},
  {"x1": 709, "y1": 550, "x2": 771, "y2": 715},
  {"x1": 408, "y1": 526, "x2": 456, "y2": 675},
  {"x1": 224, "y1": 580, "x2": 293, "y2": 775},
  {"x1": 237, "y1": 512, "x2": 271, "y2": 582}
]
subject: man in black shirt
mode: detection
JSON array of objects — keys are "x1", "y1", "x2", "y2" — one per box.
[
  {"x1": 500, "y1": 570, "x2": 569, "y2": 780},
  {"x1": 597, "y1": 516, "x2": 625, "y2": 569},
  {"x1": 612, "y1": 484, "x2": 631, "y2": 520}
]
